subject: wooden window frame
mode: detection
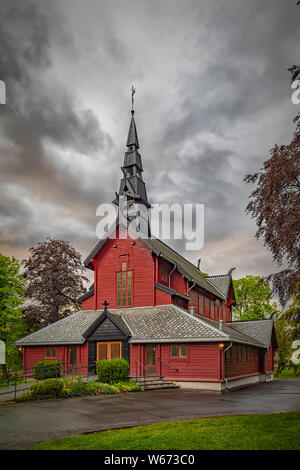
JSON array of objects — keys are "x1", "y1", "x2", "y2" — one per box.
[
  {"x1": 116, "y1": 263, "x2": 133, "y2": 307},
  {"x1": 45, "y1": 346, "x2": 56, "y2": 358},
  {"x1": 97, "y1": 341, "x2": 122, "y2": 361},
  {"x1": 198, "y1": 293, "x2": 204, "y2": 316},
  {"x1": 170, "y1": 344, "x2": 188, "y2": 359},
  {"x1": 210, "y1": 299, "x2": 215, "y2": 319}
]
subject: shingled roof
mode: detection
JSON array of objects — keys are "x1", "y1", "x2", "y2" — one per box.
[
  {"x1": 16, "y1": 305, "x2": 268, "y2": 348},
  {"x1": 227, "y1": 319, "x2": 276, "y2": 348},
  {"x1": 207, "y1": 274, "x2": 232, "y2": 299}
]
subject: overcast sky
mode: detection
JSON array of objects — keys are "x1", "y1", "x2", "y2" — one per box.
[{"x1": 0, "y1": 0, "x2": 299, "y2": 283}]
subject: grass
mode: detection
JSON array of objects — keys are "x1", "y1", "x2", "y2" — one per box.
[
  {"x1": 30, "y1": 412, "x2": 300, "y2": 450},
  {"x1": 277, "y1": 369, "x2": 300, "y2": 380}
]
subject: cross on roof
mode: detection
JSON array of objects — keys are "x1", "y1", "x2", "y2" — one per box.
[{"x1": 102, "y1": 300, "x2": 109, "y2": 312}]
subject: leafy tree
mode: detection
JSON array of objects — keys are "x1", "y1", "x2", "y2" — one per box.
[
  {"x1": 23, "y1": 238, "x2": 87, "y2": 329},
  {"x1": 232, "y1": 275, "x2": 277, "y2": 321},
  {"x1": 244, "y1": 67, "x2": 300, "y2": 307},
  {"x1": 0, "y1": 253, "x2": 26, "y2": 377},
  {"x1": 274, "y1": 316, "x2": 293, "y2": 377}
]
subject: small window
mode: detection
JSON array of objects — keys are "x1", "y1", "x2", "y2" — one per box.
[
  {"x1": 160, "y1": 265, "x2": 168, "y2": 282},
  {"x1": 45, "y1": 346, "x2": 56, "y2": 358},
  {"x1": 170, "y1": 344, "x2": 187, "y2": 358}
]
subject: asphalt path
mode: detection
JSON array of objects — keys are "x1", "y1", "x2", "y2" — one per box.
[{"x1": 0, "y1": 379, "x2": 299, "y2": 450}]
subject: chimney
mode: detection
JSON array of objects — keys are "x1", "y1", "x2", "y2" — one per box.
[
  {"x1": 189, "y1": 306, "x2": 195, "y2": 316},
  {"x1": 197, "y1": 258, "x2": 201, "y2": 270}
]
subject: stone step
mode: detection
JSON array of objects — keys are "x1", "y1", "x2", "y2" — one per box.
[
  {"x1": 130, "y1": 376, "x2": 179, "y2": 390},
  {"x1": 143, "y1": 383, "x2": 179, "y2": 390}
]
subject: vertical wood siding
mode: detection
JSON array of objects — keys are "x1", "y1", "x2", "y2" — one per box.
[{"x1": 224, "y1": 344, "x2": 260, "y2": 378}]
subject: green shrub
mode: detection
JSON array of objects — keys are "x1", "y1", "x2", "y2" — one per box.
[
  {"x1": 33, "y1": 360, "x2": 62, "y2": 380},
  {"x1": 96, "y1": 382, "x2": 119, "y2": 394},
  {"x1": 113, "y1": 381, "x2": 144, "y2": 392},
  {"x1": 28, "y1": 378, "x2": 63, "y2": 399},
  {"x1": 96, "y1": 359, "x2": 129, "y2": 384}
]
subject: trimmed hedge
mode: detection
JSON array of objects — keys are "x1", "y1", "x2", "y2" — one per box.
[
  {"x1": 96, "y1": 359, "x2": 129, "y2": 384},
  {"x1": 33, "y1": 360, "x2": 62, "y2": 380},
  {"x1": 28, "y1": 378, "x2": 63, "y2": 399}
]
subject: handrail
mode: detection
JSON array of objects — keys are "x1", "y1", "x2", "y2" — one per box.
[
  {"x1": 131, "y1": 358, "x2": 150, "y2": 387},
  {"x1": 157, "y1": 357, "x2": 179, "y2": 372}
]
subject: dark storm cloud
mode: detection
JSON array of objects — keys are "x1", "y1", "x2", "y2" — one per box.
[
  {"x1": 0, "y1": 0, "x2": 299, "y2": 279},
  {"x1": 0, "y1": 0, "x2": 113, "y2": 249}
]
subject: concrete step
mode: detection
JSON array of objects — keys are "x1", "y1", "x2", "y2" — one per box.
[{"x1": 131, "y1": 376, "x2": 179, "y2": 390}]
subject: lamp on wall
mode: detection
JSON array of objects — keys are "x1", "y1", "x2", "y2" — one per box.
[{"x1": 219, "y1": 343, "x2": 225, "y2": 349}]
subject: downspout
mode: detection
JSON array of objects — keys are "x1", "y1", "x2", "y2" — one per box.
[
  {"x1": 223, "y1": 342, "x2": 233, "y2": 391},
  {"x1": 186, "y1": 280, "x2": 196, "y2": 299},
  {"x1": 168, "y1": 263, "x2": 177, "y2": 288}
]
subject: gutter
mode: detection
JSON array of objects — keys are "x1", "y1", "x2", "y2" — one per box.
[{"x1": 186, "y1": 280, "x2": 196, "y2": 300}]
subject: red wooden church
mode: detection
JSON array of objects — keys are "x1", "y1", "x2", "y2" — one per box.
[{"x1": 16, "y1": 103, "x2": 277, "y2": 390}]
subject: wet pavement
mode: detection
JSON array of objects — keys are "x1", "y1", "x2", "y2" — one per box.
[{"x1": 0, "y1": 379, "x2": 299, "y2": 450}]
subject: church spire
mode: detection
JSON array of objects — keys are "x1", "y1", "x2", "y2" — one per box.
[{"x1": 112, "y1": 87, "x2": 150, "y2": 209}]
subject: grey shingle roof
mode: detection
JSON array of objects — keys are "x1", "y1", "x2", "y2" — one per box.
[
  {"x1": 117, "y1": 305, "x2": 226, "y2": 343},
  {"x1": 227, "y1": 319, "x2": 275, "y2": 348},
  {"x1": 15, "y1": 310, "x2": 101, "y2": 346},
  {"x1": 142, "y1": 237, "x2": 226, "y2": 300},
  {"x1": 207, "y1": 275, "x2": 231, "y2": 299},
  {"x1": 16, "y1": 306, "x2": 271, "y2": 348}
]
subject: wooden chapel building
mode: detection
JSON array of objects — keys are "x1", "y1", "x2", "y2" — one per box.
[{"x1": 16, "y1": 101, "x2": 277, "y2": 390}]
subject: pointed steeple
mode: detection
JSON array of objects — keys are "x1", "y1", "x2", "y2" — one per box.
[
  {"x1": 126, "y1": 112, "x2": 140, "y2": 149},
  {"x1": 113, "y1": 88, "x2": 150, "y2": 210}
]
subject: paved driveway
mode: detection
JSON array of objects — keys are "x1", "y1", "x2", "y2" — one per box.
[{"x1": 0, "y1": 379, "x2": 299, "y2": 450}]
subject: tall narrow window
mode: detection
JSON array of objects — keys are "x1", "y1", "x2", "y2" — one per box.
[
  {"x1": 199, "y1": 294, "x2": 204, "y2": 315},
  {"x1": 210, "y1": 299, "x2": 215, "y2": 319},
  {"x1": 116, "y1": 261, "x2": 133, "y2": 307}
]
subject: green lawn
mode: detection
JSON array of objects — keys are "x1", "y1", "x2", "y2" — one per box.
[
  {"x1": 277, "y1": 369, "x2": 300, "y2": 380},
  {"x1": 30, "y1": 412, "x2": 300, "y2": 450}
]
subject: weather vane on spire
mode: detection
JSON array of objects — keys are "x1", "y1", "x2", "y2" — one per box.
[{"x1": 131, "y1": 85, "x2": 136, "y2": 113}]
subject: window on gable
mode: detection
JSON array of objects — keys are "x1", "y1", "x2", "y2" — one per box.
[
  {"x1": 160, "y1": 264, "x2": 168, "y2": 282},
  {"x1": 170, "y1": 344, "x2": 187, "y2": 358},
  {"x1": 117, "y1": 259, "x2": 133, "y2": 307},
  {"x1": 199, "y1": 294, "x2": 204, "y2": 315},
  {"x1": 210, "y1": 299, "x2": 215, "y2": 319}
]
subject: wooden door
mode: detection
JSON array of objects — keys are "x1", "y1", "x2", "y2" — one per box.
[
  {"x1": 97, "y1": 341, "x2": 122, "y2": 361},
  {"x1": 146, "y1": 344, "x2": 156, "y2": 375}
]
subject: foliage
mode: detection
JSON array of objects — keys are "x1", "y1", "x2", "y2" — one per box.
[
  {"x1": 244, "y1": 68, "x2": 300, "y2": 307},
  {"x1": 113, "y1": 381, "x2": 143, "y2": 392},
  {"x1": 274, "y1": 317, "x2": 294, "y2": 376},
  {"x1": 22, "y1": 238, "x2": 88, "y2": 330},
  {"x1": 27, "y1": 378, "x2": 63, "y2": 400},
  {"x1": 0, "y1": 253, "x2": 26, "y2": 376},
  {"x1": 278, "y1": 284, "x2": 300, "y2": 340},
  {"x1": 30, "y1": 412, "x2": 300, "y2": 450},
  {"x1": 33, "y1": 360, "x2": 62, "y2": 380},
  {"x1": 96, "y1": 358, "x2": 129, "y2": 384},
  {"x1": 232, "y1": 275, "x2": 277, "y2": 321}
]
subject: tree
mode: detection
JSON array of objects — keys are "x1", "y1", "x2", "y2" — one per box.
[
  {"x1": 0, "y1": 253, "x2": 26, "y2": 377},
  {"x1": 274, "y1": 316, "x2": 293, "y2": 377},
  {"x1": 244, "y1": 67, "x2": 300, "y2": 307},
  {"x1": 23, "y1": 238, "x2": 88, "y2": 329},
  {"x1": 232, "y1": 275, "x2": 277, "y2": 321}
]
